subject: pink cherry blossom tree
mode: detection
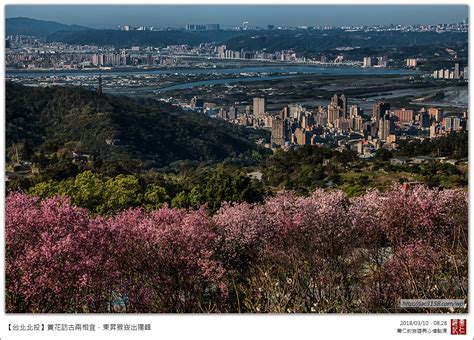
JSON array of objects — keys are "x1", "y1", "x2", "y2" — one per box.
[{"x1": 6, "y1": 185, "x2": 468, "y2": 313}]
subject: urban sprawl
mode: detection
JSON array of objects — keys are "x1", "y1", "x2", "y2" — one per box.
[{"x1": 5, "y1": 19, "x2": 469, "y2": 163}]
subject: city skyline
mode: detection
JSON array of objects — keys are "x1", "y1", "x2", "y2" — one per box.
[{"x1": 6, "y1": 4, "x2": 469, "y2": 29}]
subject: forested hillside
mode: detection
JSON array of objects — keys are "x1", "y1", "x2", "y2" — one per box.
[{"x1": 6, "y1": 83, "x2": 265, "y2": 169}]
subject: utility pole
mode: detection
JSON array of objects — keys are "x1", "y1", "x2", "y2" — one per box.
[{"x1": 97, "y1": 75, "x2": 102, "y2": 113}]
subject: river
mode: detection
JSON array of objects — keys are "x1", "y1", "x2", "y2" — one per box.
[{"x1": 6, "y1": 65, "x2": 420, "y2": 78}]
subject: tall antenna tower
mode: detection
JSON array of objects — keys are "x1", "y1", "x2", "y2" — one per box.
[
  {"x1": 96, "y1": 75, "x2": 102, "y2": 113},
  {"x1": 15, "y1": 144, "x2": 20, "y2": 164}
]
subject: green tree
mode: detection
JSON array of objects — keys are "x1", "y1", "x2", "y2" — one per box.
[
  {"x1": 171, "y1": 191, "x2": 191, "y2": 208},
  {"x1": 70, "y1": 171, "x2": 106, "y2": 213},
  {"x1": 100, "y1": 175, "x2": 142, "y2": 214},
  {"x1": 143, "y1": 184, "x2": 170, "y2": 210},
  {"x1": 28, "y1": 180, "x2": 62, "y2": 198},
  {"x1": 374, "y1": 148, "x2": 393, "y2": 162},
  {"x1": 189, "y1": 185, "x2": 206, "y2": 209}
]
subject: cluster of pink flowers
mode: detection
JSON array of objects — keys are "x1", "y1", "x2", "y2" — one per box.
[
  {"x1": 6, "y1": 194, "x2": 225, "y2": 313},
  {"x1": 6, "y1": 185, "x2": 467, "y2": 313}
]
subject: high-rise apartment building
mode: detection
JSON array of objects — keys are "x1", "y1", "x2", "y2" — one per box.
[
  {"x1": 271, "y1": 117, "x2": 287, "y2": 146},
  {"x1": 372, "y1": 102, "x2": 390, "y2": 121},
  {"x1": 378, "y1": 114, "x2": 393, "y2": 141},
  {"x1": 352, "y1": 116, "x2": 363, "y2": 132},
  {"x1": 406, "y1": 58, "x2": 417, "y2": 67},
  {"x1": 315, "y1": 110, "x2": 328, "y2": 127},
  {"x1": 428, "y1": 108, "x2": 443, "y2": 122},
  {"x1": 454, "y1": 63, "x2": 460, "y2": 79},
  {"x1": 443, "y1": 117, "x2": 453, "y2": 131},
  {"x1": 328, "y1": 94, "x2": 347, "y2": 123},
  {"x1": 452, "y1": 117, "x2": 461, "y2": 130},
  {"x1": 340, "y1": 94, "x2": 347, "y2": 117},
  {"x1": 228, "y1": 106, "x2": 238, "y2": 120},
  {"x1": 392, "y1": 108, "x2": 414, "y2": 123},
  {"x1": 280, "y1": 106, "x2": 289, "y2": 120},
  {"x1": 419, "y1": 111, "x2": 431, "y2": 128},
  {"x1": 293, "y1": 128, "x2": 311, "y2": 145},
  {"x1": 363, "y1": 56, "x2": 372, "y2": 67},
  {"x1": 328, "y1": 105, "x2": 340, "y2": 125},
  {"x1": 190, "y1": 96, "x2": 204, "y2": 108},
  {"x1": 253, "y1": 97, "x2": 266, "y2": 117}
]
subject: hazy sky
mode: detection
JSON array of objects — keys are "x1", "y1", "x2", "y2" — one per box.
[{"x1": 6, "y1": 5, "x2": 469, "y2": 29}]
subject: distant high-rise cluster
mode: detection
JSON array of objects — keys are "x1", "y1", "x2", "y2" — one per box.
[
  {"x1": 363, "y1": 56, "x2": 372, "y2": 68},
  {"x1": 269, "y1": 95, "x2": 465, "y2": 152},
  {"x1": 406, "y1": 58, "x2": 417, "y2": 67},
  {"x1": 363, "y1": 55, "x2": 388, "y2": 68},
  {"x1": 432, "y1": 63, "x2": 466, "y2": 80},
  {"x1": 91, "y1": 51, "x2": 130, "y2": 66},
  {"x1": 120, "y1": 25, "x2": 155, "y2": 31},
  {"x1": 216, "y1": 45, "x2": 297, "y2": 61},
  {"x1": 186, "y1": 24, "x2": 220, "y2": 31},
  {"x1": 179, "y1": 88, "x2": 466, "y2": 158}
]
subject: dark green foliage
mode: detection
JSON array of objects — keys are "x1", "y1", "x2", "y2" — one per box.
[
  {"x1": 262, "y1": 145, "x2": 337, "y2": 192},
  {"x1": 374, "y1": 148, "x2": 394, "y2": 161},
  {"x1": 222, "y1": 29, "x2": 467, "y2": 54},
  {"x1": 395, "y1": 131, "x2": 468, "y2": 159},
  {"x1": 395, "y1": 161, "x2": 467, "y2": 189},
  {"x1": 262, "y1": 141, "x2": 467, "y2": 195},
  {"x1": 6, "y1": 83, "x2": 264, "y2": 170},
  {"x1": 43, "y1": 27, "x2": 467, "y2": 54},
  {"x1": 46, "y1": 29, "x2": 248, "y2": 47},
  {"x1": 334, "y1": 149, "x2": 358, "y2": 165},
  {"x1": 171, "y1": 166, "x2": 265, "y2": 213}
]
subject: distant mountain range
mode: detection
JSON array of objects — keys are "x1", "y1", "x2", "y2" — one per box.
[
  {"x1": 46, "y1": 27, "x2": 468, "y2": 54},
  {"x1": 6, "y1": 17, "x2": 468, "y2": 55},
  {"x1": 6, "y1": 17, "x2": 91, "y2": 37}
]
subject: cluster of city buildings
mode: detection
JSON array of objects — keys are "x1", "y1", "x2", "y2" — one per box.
[
  {"x1": 9, "y1": 30, "x2": 467, "y2": 71},
  {"x1": 5, "y1": 40, "x2": 193, "y2": 69},
  {"x1": 362, "y1": 55, "x2": 389, "y2": 68},
  {"x1": 432, "y1": 63, "x2": 468, "y2": 80},
  {"x1": 341, "y1": 19, "x2": 468, "y2": 33},
  {"x1": 406, "y1": 58, "x2": 418, "y2": 67},
  {"x1": 7, "y1": 36, "x2": 355, "y2": 70},
  {"x1": 6, "y1": 48, "x2": 168, "y2": 69},
  {"x1": 186, "y1": 94, "x2": 468, "y2": 157},
  {"x1": 119, "y1": 23, "x2": 221, "y2": 31},
  {"x1": 120, "y1": 25, "x2": 155, "y2": 31},
  {"x1": 117, "y1": 20, "x2": 468, "y2": 33},
  {"x1": 186, "y1": 24, "x2": 220, "y2": 31},
  {"x1": 217, "y1": 45, "x2": 299, "y2": 62}
]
